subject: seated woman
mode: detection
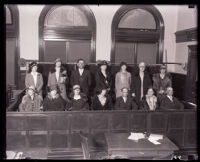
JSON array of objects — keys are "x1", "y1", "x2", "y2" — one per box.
[
  {"x1": 43, "y1": 85, "x2": 66, "y2": 111},
  {"x1": 139, "y1": 87, "x2": 158, "y2": 111},
  {"x1": 67, "y1": 84, "x2": 89, "y2": 111},
  {"x1": 115, "y1": 87, "x2": 138, "y2": 110},
  {"x1": 91, "y1": 86, "x2": 113, "y2": 110},
  {"x1": 160, "y1": 87, "x2": 184, "y2": 110},
  {"x1": 19, "y1": 86, "x2": 43, "y2": 112}
]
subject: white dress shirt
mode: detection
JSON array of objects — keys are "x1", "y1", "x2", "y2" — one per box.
[
  {"x1": 167, "y1": 95, "x2": 173, "y2": 102},
  {"x1": 55, "y1": 68, "x2": 60, "y2": 82},
  {"x1": 79, "y1": 68, "x2": 84, "y2": 76},
  {"x1": 122, "y1": 96, "x2": 127, "y2": 103}
]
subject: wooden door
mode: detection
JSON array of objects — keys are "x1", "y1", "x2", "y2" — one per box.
[{"x1": 185, "y1": 45, "x2": 197, "y2": 104}]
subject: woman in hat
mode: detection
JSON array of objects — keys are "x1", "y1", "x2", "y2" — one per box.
[
  {"x1": 95, "y1": 60, "x2": 113, "y2": 96},
  {"x1": 47, "y1": 58, "x2": 69, "y2": 102},
  {"x1": 66, "y1": 84, "x2": 89, "y2": 111},
  {"x1": 91, "y1": 85, "x2": 113, "y2": 110},
  {"x1": 43, "y1": 85, "x2": 66, "y2": 111},
  {"x1": 25, "y1": 61, "x2": 43, "y2": 97},
  {"x1": 152, "y1": 65, "x2": 172, "y2": 103},
  {"x1": 115, "y1": 61, "x2": 131, "y2": 98},
  {"x1": 19, "y1": 85, "x2": 43, "y2": 112}
]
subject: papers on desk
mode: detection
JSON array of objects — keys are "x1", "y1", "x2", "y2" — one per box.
[
  {"x1": 148, "y1": 134, "x2": 163, "y2": 145},
  {"x1": 128, "y1": 132, "x2": 145, "y2": 141}
]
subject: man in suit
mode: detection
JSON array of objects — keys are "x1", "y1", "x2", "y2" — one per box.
[
  {"x1": 130, "y1": 62, "x2": 152, "y2": 105},
  {"x1": 115, "y1": 87, "x2": 138, "y2": 110},
  {"x1": 70, "y1": 59, "x2": 92, "y2": 97},
  {"x1": 160, "y1": 87, "x2": 184, "y2": 110}
]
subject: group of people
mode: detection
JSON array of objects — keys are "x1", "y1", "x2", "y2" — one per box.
[{"x1": 19, "y1": 58, "x2": 184, "y2": 112}]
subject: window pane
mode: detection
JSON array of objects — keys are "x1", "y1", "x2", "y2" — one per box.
[
  {"x1": 137, "y1": 43, "x2": 157, "y2": 64},
  {"x1": 118, "y1": 9, "x2": 156, "y2": 29},
  {"x1": 44, "y1": 41, "x2": 66, "y2": 63},
  {"x1": 45, "y1": 6, "x2": 88, "y2": 27},
  {"x1": 115, "y1": 42, "x2": 135, "y2": 64},
  {"x1": 5, "y1": 6, "x2": 12, "y2": 24},
  {"x1": 67, "y1": 41, "x2": 91, "y2": 63}
]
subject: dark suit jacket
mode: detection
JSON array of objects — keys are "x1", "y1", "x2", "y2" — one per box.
[
  {"x1": 91, "y1": 95, "x2": 113, "y2": 110},
  {"x1": 70, "y1": 69, "x2": 91, "y2": 96},
  {"x1": 95, "y1": 70, "x2": 112, "y2": 91},
  {"x1": 160, "y1": 95, "x2": 184, "y2": 110},
  {"x1": 130, "y1": 72, "x2": 152, "y2": 105},
  {"x1": 43, "y1": 94, "x2": 66, "y2": 111},
  {"x1": 115, "y1": 96, "x2": 138, "y2": 110}
]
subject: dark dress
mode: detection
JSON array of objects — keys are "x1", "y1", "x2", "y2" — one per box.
[
  {"x1": 139, "y1": 95, "x2": 159, "y2": 110},
  {"x1": 160, "y1": 95, "x2": 184, "y2": 110},
  {"x1": 67, "y1": 93, "x2": 89, "y2": 111},
  {"x1": 95, "y1": 70, "x2": 112, "y2": 92},
  {"x1": 91, "y1": 95, "x2": 113, "y2": 110},
  {"x1": 115, "y1": 96, "x2": 138, "y2": 110},
  {"x1": 130, "y1": 72, "x2": 152, "y2": 105},
  {"x1": 70, "y1": 69, "x2": 92, "y2": 96},
  {"x1": 43, "y1": 94, "x2": 66, "y2": 111}
]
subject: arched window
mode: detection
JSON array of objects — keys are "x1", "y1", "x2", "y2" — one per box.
[
  {"x1": 39, "y1": 5, "x2": 96, "y2": 63},
  {"x1": 111, "y1": 5, "x2": 164, "y2": 64},
  {"x1": 5, "y1": 5, "x2": 20, "y2": 88}
]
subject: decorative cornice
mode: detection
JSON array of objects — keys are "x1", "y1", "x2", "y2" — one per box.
[{"x1": 175, "y1": 27, "x2": 197, "y2": 43}]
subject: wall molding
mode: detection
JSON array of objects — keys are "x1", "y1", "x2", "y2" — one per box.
[{"x1": 175, "y1": 27, "x2": 197, "y2": 43}]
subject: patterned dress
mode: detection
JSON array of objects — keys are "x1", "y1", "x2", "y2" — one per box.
[{"x1": 115, "y1": 71, "x2": 131, "y2": 98}]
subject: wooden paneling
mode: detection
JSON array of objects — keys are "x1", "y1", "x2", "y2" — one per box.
[
  {"x1": 130, "y1": 113, "x2": 147, "y2": 131},
  {"x1": 6, "y1": 116, "x2": 26, "y2": 131},
  {"x1": 175, "y1": 27, "x2": 197, "y2": 43},
  {"x1": 49, "y1": 133, "x2": 68, "y2": 148},
  {"x1": 28, "y1": 116, "x2": 48, "y2": 131},
  {"x1": 7, "y1": 133, "x2": 26, "y2": 149},
  {"x1": 6, "y1": 110, "x2": 197, "y2": 152},
  {"x1": 171, "y1": 73, "x2": 186, "y2": 101},
  {"x1": 110, "y1": 113, "x2": 130, "y2": 131}
]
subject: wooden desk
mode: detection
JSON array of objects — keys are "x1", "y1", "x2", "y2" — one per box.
[{"x1": 105, "y1": 133, "x2": 179, "y2": 159}]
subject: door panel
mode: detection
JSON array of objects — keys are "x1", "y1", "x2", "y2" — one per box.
[
  {"x1": 67, "y1": 41, "x2": 91, "y2": 63},
  {"x1": 115, "y1": 42, "x2": 135, "y2": 63},
  {"x1": 137, "y1": 43, "x2": 157, "y2": 64},
  {"x1": 6, "y1": 39, "x2": 16, "y2": 86},
  {"x1": 44, "y1": 41, "x2": 66, "y2": 63}
]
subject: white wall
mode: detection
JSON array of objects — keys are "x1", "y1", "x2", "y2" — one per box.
[
  {"x1": 175, "y1": 5, "x2": 197, "y2": 74},
  {"x1": 89, "y1": 5, "x2": 121, "y2": 61},
  {"x1": 18, "y1": 5, "x2": 192, "y2": 74},
  {"x1": 155, "y1": 5, "x2": 179, "y2": 72},
  {"x1": 18, "y1": 5, "x2": 44, "y2": 60},
  {"x1": 177, "y1": 5, "x2": 197, "y2": 31}
]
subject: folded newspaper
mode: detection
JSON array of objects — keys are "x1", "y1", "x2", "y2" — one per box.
[
  {"x1": 128, "y1": 132, "x2": 145, "y2": 141},
  {"x1": 148, "y1": 134, "x2": 163, "y2": 145}
]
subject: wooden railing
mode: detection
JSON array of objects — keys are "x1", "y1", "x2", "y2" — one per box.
[{"x1": 6, "y1": 109, "x2": 197, "y2": 152}]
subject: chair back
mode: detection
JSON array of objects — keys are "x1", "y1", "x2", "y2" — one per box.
[
  {"x1": 7, "y1": 88, "x2": 26, "y2": 111},
  {"x1": 79, "y1": 131, "x2": 90, "y2": 159}
]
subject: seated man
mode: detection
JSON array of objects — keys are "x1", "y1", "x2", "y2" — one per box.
[
  {"x1": 115, "y1": 87, "x2": 138, "y2": 110},
  {"x1": 19, "y1": 86, "x2": 43, "y2": 112},
  {"x1": 160, "y1": 87, "x2": 184, "y2": 110},
  {"x1": 43, "y1": 85, "x2": 66, "y2": 111}
]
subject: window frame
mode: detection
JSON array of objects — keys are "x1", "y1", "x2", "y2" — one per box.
[
  {"x1": 39, "y1": 5, "x2": 96, "y2": 63},
  {"x1": 5, "y1": 5, "x2": 20, "y2": 88},
  {"x1": 111, "y1": 5, "x2": 164, "y2": 64}
]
